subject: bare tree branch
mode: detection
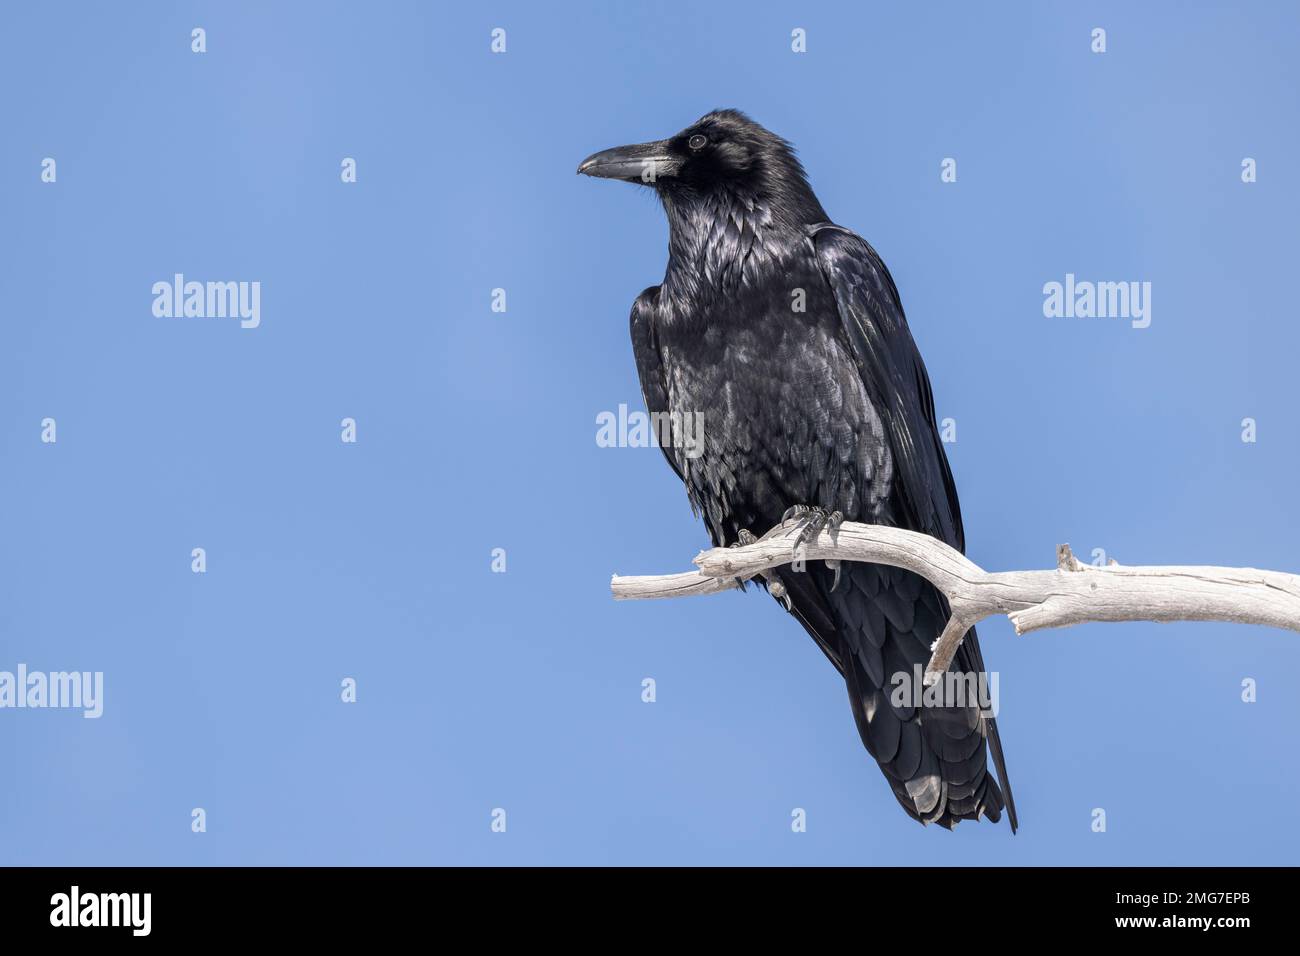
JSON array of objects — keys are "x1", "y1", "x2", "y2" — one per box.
[{"x1": 610, "y1": 520, "x2": 1300, "y2": 684}]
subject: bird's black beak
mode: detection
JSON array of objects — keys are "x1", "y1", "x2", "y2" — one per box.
[{"x1": 577, "y1": 140, "x2": 680, "y2": 183}]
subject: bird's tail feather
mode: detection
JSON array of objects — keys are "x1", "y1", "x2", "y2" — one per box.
[
  {"x1": 803, "y1": 562, "x2": 1015, "y2": 830},
  {"x1": 985, "y1": 711, "x2": 1018, "y2": 833}
]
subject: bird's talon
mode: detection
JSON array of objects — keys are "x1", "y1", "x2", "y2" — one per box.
[
  {"x1": 781, "y1": 505, "x2": 810, "y2": 528},
  {"x1": 796, "y1": 507, "x2": 830, "y2": 547},
  {"x1": 728, "y1": 530, "x2": 759, "y2": 590}
]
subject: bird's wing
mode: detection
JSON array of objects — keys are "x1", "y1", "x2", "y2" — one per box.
[
  {"x1": 809, "y1": 224, "x2": 964, "y2": 550},
  {"x1": 809, "y1": 223, "x2": 1018, "y2": 830},
  {"x1": 628, "y1": 285, "x2": 685, "y2": 483}
]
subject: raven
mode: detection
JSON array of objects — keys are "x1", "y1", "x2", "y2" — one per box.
[{"x1": 580, "y1": 110, "x2": 1016, "y2": 830}]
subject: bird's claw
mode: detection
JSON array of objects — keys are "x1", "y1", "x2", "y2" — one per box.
[
  {"x1": 781, "y1": 504, "x2": 811, "y2": 526},
  {"x1": 728, "y1": 529, "x2": 759, "y2": 590},
  {"x1": 781, "y1": 505, "x2": 845, "y2": 590},
  {"x1": 732, "y1": 529, "x2": 796, "y2": 608},
  {"x1": 782, "y1": 506, "x2": 843, "y2": 548}
]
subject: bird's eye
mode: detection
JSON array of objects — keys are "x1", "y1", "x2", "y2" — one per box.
[{"x1": 688, "y1": 134, "x2": 708, "y2": 151}]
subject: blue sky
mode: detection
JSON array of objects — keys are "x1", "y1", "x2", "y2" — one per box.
[{"x1": 2, "y1": 0, "x2": 1298, "y2": 865}]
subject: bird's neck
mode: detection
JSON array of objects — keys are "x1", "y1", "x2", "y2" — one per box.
[{"x1": 659, "y1": 184, "x2": 826, "y2": 316}]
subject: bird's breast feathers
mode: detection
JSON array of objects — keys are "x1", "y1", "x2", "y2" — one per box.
[{"x1": 653, "y1": 284, "x2": 895, "y2": 538}]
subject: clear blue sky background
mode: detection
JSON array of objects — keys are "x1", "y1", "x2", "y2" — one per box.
[{"x1": 2, "y1": 1, "x2": 1298, "y2": 865}]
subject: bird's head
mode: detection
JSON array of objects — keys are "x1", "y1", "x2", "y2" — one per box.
[{"x1": 578, "y1": 109, "x2": 825, "y2": 224}]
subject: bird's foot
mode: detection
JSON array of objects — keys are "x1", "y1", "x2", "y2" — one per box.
[
  {"x1": 730, "y1": 529, "x2": 795, "y2": 607},
  {"x1": 780, "y1": 505, "x2": 845, "y2": 591},
  {"x1": 781, "y1": 505, "x2": 843, "y2": 548},
  {"x1": 727, "y1": 529, "x2": 760, "y2": 591}
]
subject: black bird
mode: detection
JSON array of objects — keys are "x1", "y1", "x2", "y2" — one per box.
[{"x1": 580, "y1": 110, "x2": 1016, "y2": 830}]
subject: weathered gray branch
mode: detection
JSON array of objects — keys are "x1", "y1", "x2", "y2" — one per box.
[{"x1": 610, "y1": 521, "x2": 1300, "y2": 684}]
